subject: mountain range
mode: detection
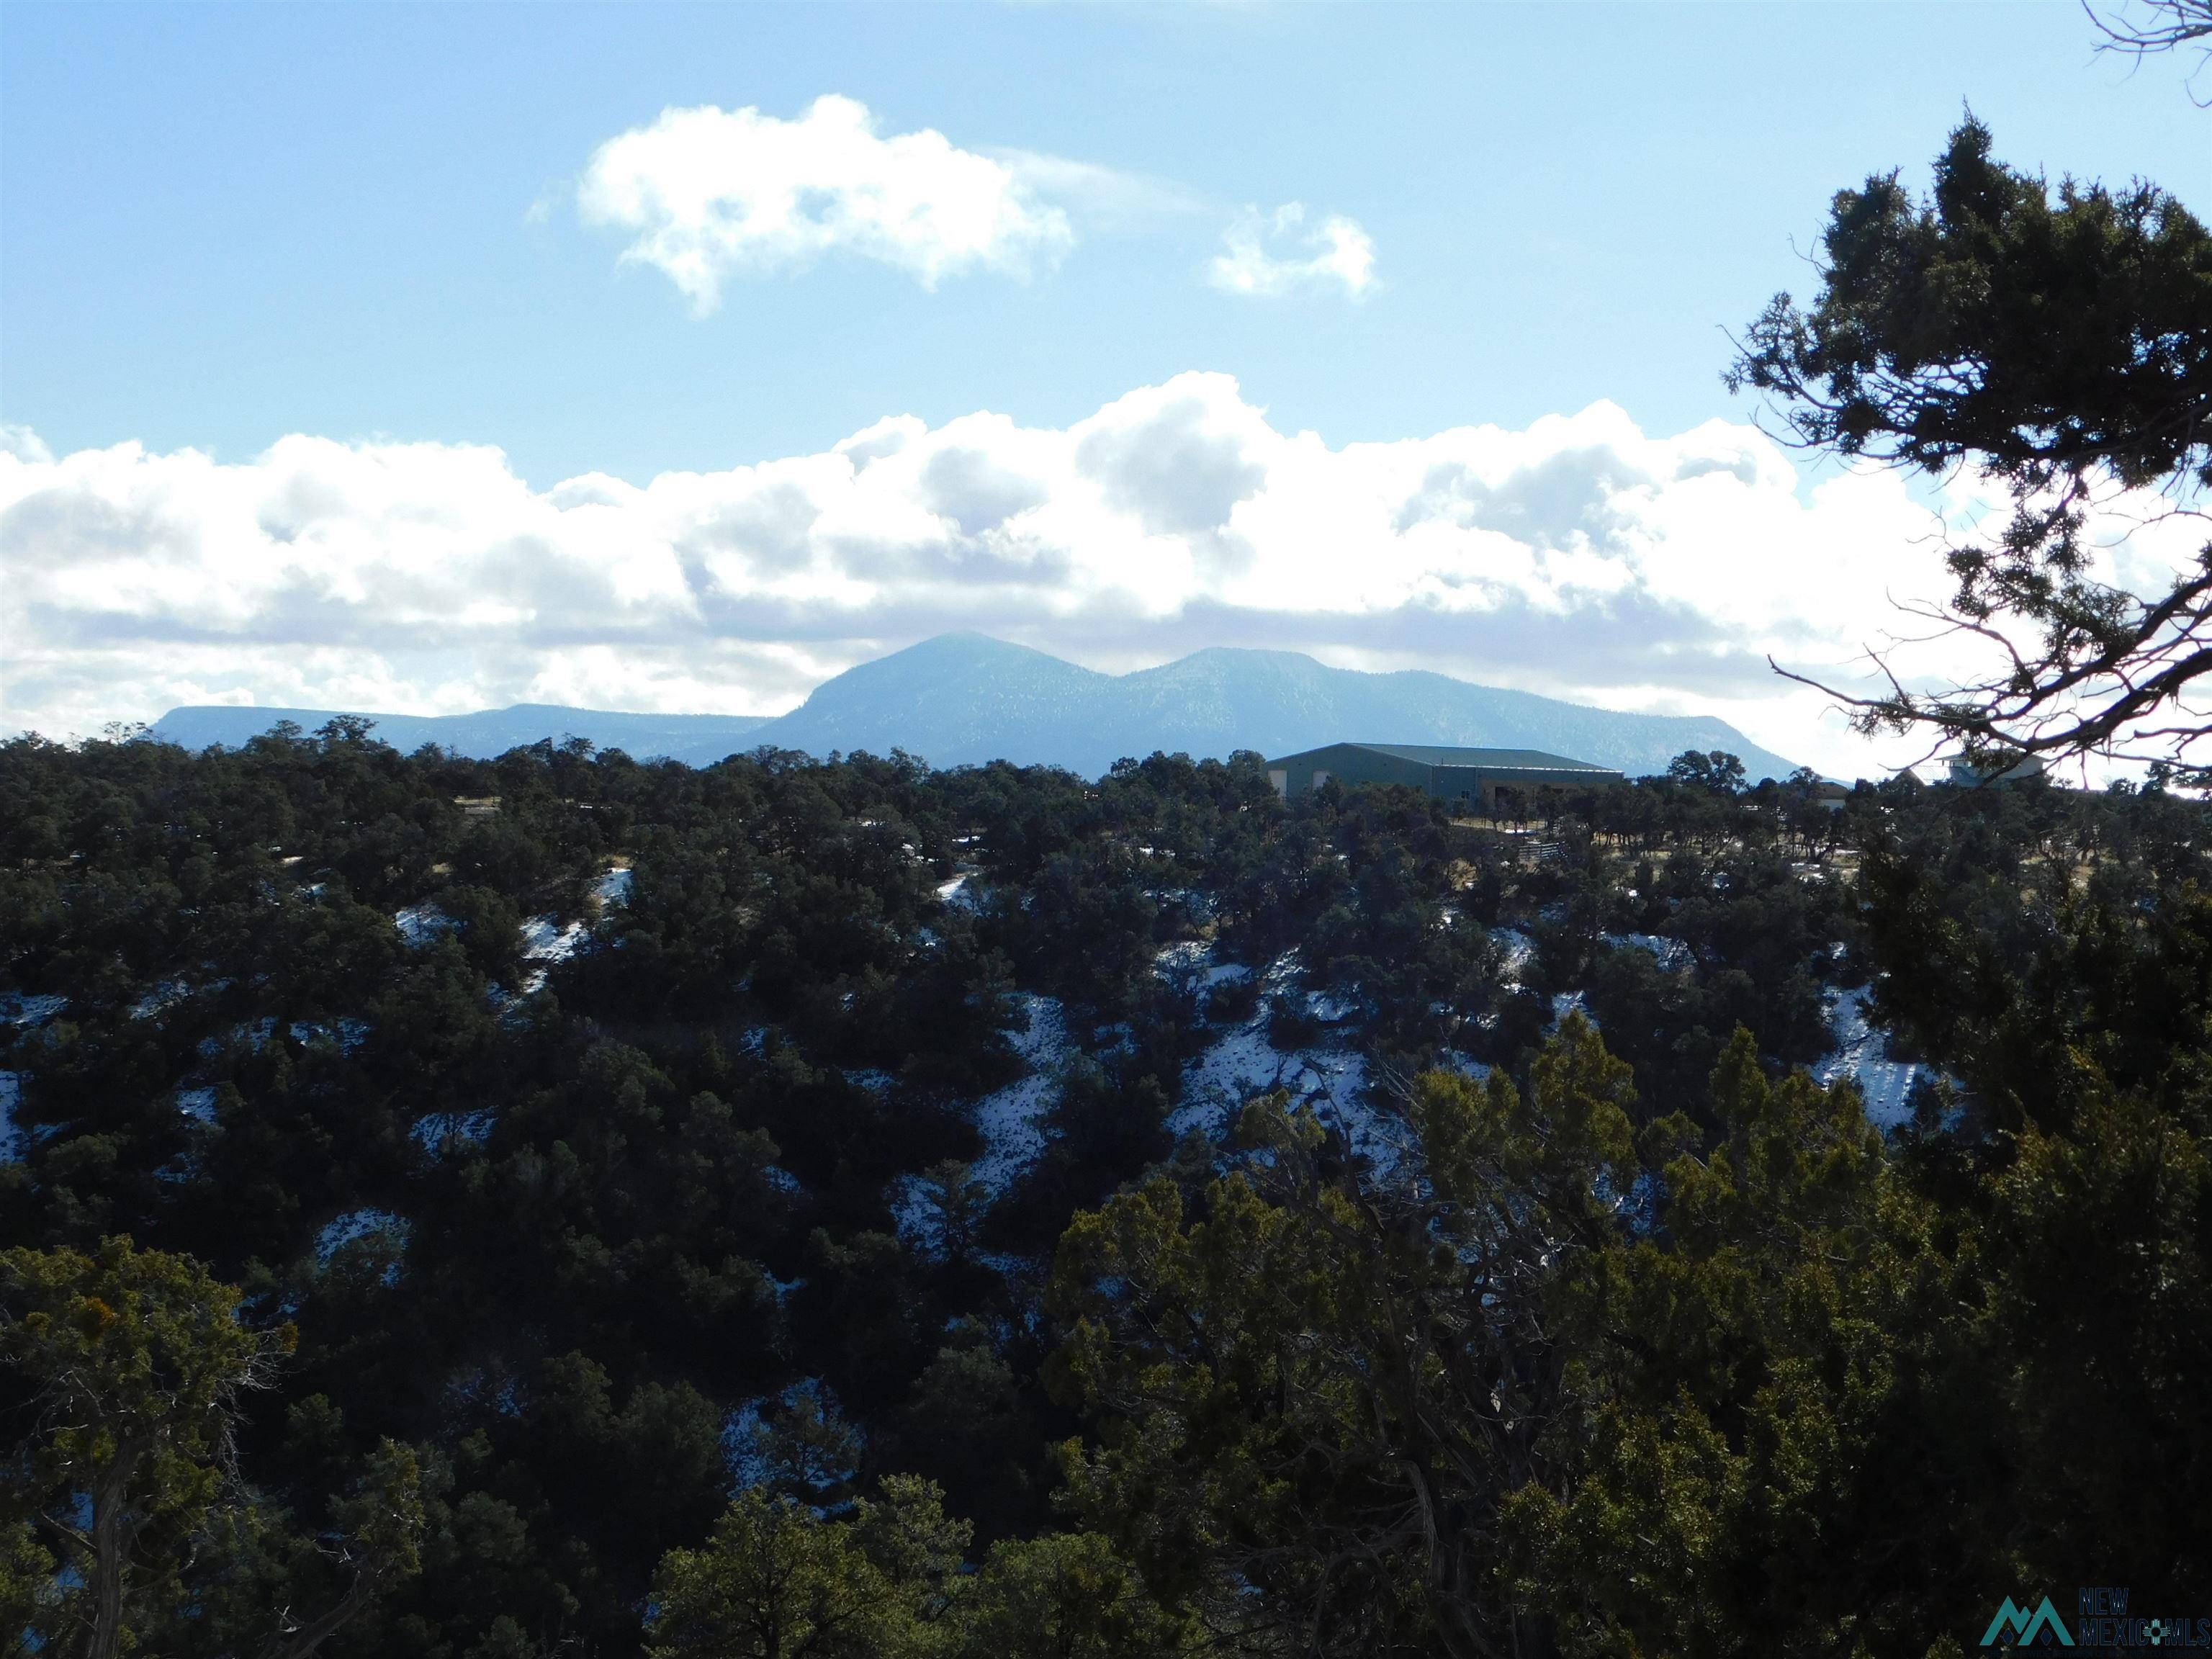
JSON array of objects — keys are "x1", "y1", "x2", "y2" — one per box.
[{"x1": 151, "y1": 634, "x2": 1803, "y2": 781}]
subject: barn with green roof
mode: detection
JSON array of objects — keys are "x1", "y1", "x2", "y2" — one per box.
[{"x1": 1264, "y1": 742, "x2": 1625, "y2": 809}]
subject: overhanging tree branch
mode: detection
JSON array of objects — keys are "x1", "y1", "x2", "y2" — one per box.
[{"x1": 1733, "y1": 116, "x2": 2212, "y2": 775}]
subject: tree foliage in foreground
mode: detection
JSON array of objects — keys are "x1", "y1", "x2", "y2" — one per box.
[
  {"x1": 1733, "y1": 117, "x2": 2212, "y2": 775},
  {"x1": 0, "y1": 1237, "x2": 422, "y2": 1659},
  {"x1": 1052, "y1": 1017, "x2": 2211, "y2": 1656}
]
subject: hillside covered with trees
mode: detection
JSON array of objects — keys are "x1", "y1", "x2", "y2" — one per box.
[{"x1": 3, "y1": 722, "x2": 2206, "y2": 1657}]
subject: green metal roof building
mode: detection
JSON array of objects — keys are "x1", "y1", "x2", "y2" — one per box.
[{"x1": 1264, "y1": 742, "x2": 1626, "y2": 807}]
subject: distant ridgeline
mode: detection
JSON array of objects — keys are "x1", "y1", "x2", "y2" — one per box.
[
  {"x1": 149, "y1": 703, "x2": 773, "y2": 765},
  {"x1": 152, "y1": 632, "x2": 1802, "y2": 780}
]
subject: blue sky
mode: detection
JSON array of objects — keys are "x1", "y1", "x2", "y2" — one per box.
[{"x1": 1, "y1": 2, "x2": 2205, "y2": 772}]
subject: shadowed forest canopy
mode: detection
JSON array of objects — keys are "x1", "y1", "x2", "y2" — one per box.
[{"x1": 1, "y1": 723, "x2": 2207, "y2": 1656}]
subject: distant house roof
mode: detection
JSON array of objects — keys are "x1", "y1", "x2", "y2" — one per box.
[
  {"x1": 1943, "y1": 752, "x2": 2051, "y2": 788},
  {"x1": 1268, "y1": 742, "x2": 1622, "y2": 778}
]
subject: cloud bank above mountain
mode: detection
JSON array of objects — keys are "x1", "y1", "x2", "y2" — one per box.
[{"x1": 9, "y1": 371, "x2": 2145, "y2": 775}]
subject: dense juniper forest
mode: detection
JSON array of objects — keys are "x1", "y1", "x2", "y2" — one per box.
[{"x1": 3, "y1": 717, "x2": 2209, "y2": 1658}]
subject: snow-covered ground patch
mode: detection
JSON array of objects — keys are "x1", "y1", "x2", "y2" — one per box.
[
  {"x1": 0, "y1": 1071, "x2": 20, "y2": 1161},
  {"x1": 1491, "y1": 929, "x2": 1534, "y2": 984},
  {"x1": 130, "y1": 980, "x2": 190, "y2": 1020},
  {"x1": 1815, "y1": 985, "x2": 1926, "y2": 1130},
  {"x1": 888, "y1": 1172, "x2": 939, "y2": 1251},
  {"x1": 1154, "y1": 941, "x2": 1254, "y2": 1014},
  {"x1": 1152, "y1": 887, "x2": 1218, "y2": 926},
  {"x1": 845, "y1": 1068, "x2": 895, "y2": 1093},
  {"x1": 1304, "y1": 986, "x2": 1359, "y2": 1023},
  {"x1": 0, "y1": 994, "x2": 67, "y2": 1028},
  {"x1": 176, "y1": 1086, "x2": 220, "y2": 1125},
  {"x1": 724, "y1": 1379, "x2": 849, "y2": 1490},
  {"x1": 200, "y1": 1017, "x2": 276, "y2": 1056},
  {"x1": 593, "y1": 866, "x2": 633, "y2": 908},
  {"x1": 315, "y1": 1207, "x2": 410, "y2": 1264},
  {"x1": 394, "y1": 904, "x2": 453, "y2": 947},
  {"x1": 1259, "y1": 950, "x2": 1305, "y2": 997},
  {"x1": 1171, "y1": 1024, "x2": 1372, "y2": 1140},
  {"x1": 520, "y1": 914, "x2": 590, "y2": 961},
  {"x1": 723, "y1": 1399, "x2": 775, "y2": 1488},
  {"x1": 967, "y1": 994, "x2": 1070, "y2": 1194},
  {"x1": 289, "y1": 1018, "x2": 370, "y2": 1053},
  {"x1": 1550, "y1": 990, "x2": 1591, "y2": 1028},
  {"x1": 1603, "y1": 932, "x2": 1694, "y2": 973},
  {"x1": 411, "y1": 1110, "x2": 497, "y2": 1156},
  {"x1": 1170, "y1": 955, "x2": 1390, "y2": 1165},
  {"x1": 1154, "y1": 940, "x2": 1210, "y2": 976},
  {"x1": 511, "y1": 912, "x2": 591, "y2": 994},
  {"x1": 935, "y1": 873, "x2": 982, "y2": 910}
]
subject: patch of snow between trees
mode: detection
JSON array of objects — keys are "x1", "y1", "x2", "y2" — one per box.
[
  {"x1": 1153, "y1": 940, "x2": 1210, "y2": 977},
  {"x1": 411, "y1": 1110, "x2": 497, "y2": 1157},
  {"x1": 1169, "y1": 953, "x2": 1388, "y2": 1165},
  {"x1": 394, "y1": 904, "x2": 453, "y2": 947},
  {"x1": 888, "y1": 1172, "x2": 937, "y2": 1249},
  {"x1": 0, "y1": 1071, "x2": 21, "y2": 1161},
  {"x1": 1602, "y1": 932, "x2": 1694, "y2": 973},
  {"x1": 520, "y1": 915, "x2": 590, "y2": 962},
  {"x1": 967, "y1": 994, "x2": 1070, "y2": 1194},
  {"x1": 314, "y1": 1208, "x2": 410, "y2": 1270},
  {"x1": 1153, "y1": 942, "x2": 1254, "y2": 1017},
  {"x1": 1303, "y1": 987, "x2": 1359, "y2": 1024},
  {"x1": 0, "y1": 994, "x2": 68, "y2": 1028},
  {"x1": 202, "y1": 1019, "x2": 276, "y2": 1056},
  {"x1": 289, "y1": 1019, "x2": 370, "y2": 1053},
  {"x1": 1815, "y1": 985, "x2": 1926, "y2": 1130},
  {"x1": 1491, "y1": 929, "x2": 1534, "y2": 984},
  {"x1": 129, "y1": 981, "x2": 191, "y2": 1020}
]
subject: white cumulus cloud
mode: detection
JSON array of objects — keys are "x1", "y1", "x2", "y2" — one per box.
[
  {"x1": 577, "y1": 94, "x2": 1076, "y2": 311},
  {"x1": 1209, "y1": 203, "x2": 1377, "y2": 299},
  {"x1": 0, "y1": 426, "x2": 53, "y2": 464},
  {"x1": 7, "y1": 372, "x2": 2162, "y2": 778}
]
